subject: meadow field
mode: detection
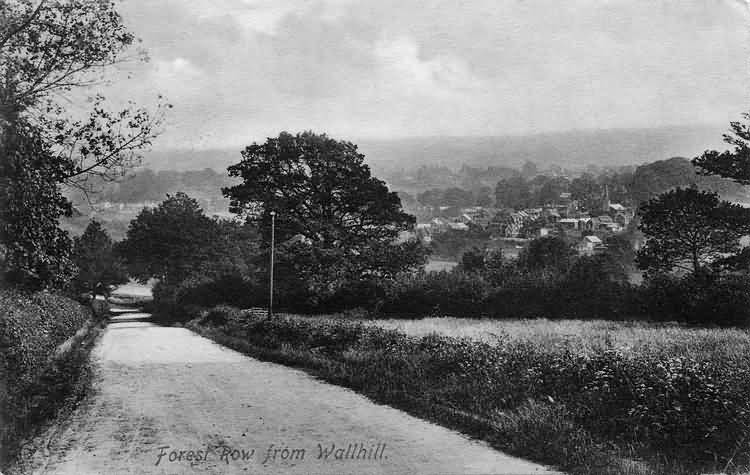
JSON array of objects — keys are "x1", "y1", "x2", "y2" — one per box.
[
  {"x1": 361, "y1": 316, "x2": 750, "y2": 360},
  {"x1": 190, "y1": 307, "x2": 750, "y2": 475}
]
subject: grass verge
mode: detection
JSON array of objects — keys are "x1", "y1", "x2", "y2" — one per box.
[{"x1": 187, "y1": 306, "x2": 750, "y2": 475}]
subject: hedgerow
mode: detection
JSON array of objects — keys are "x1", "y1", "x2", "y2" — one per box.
[{"x1": 0, "y1": 289, "x2": 103, "y2": 468}]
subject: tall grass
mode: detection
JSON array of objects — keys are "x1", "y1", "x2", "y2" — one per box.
[
  {"x1": 359, "y1": 317, "x2": 750, "y2": 360},
  {"x1": 189, "y1": 307, "x2": 750, "y2": 475}
]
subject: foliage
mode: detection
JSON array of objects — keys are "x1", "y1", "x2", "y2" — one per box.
[
  {"x1": 537, "y1": 176, "x2": 570, "y2": 205},
  {"x1": 629, "y1": 157, "x2": 741, "y2": 205},
  {"x1": 636, "y1": 187, "x2": 750, "y2": 275},
  {"x1": 69, "y1": 167, "x2": 237, "y2": 205},
  {"x1": 189, "y1": 308, "x2": 750, "y2": 474},
  {"x1": 570, "y1": 173, "x2": 602, "y2": 211},
  {"x1": 417, "y1": 187, "x2": 475, "y2": 208},
  {"x1": 0, "y1": 288, "x2": 96, "y2": 466},
  {"x1": 71, "y1": 220, "x2": 126, "y2": 296},
  {"x1": 224, "y1": 131, "x2": 427, "y2": 294},
  {"x1": 457, "y1": 246, "x2": 486, "y2": 273},
  {"x1": 640, "y1": 272, "x2": 750, "y2": 326},
  {"x1": 495, "y1": 175, "x2": 532, "y2": 209},
  {"x1": 0, "y1": 0, "x2": 164, "y2": 189},
  {"x1": 379, "y1": 270, "x2": 493, "y2": 317},
  {"x1": 517, "y1": 235, "x2": 577, "y2": 273},
  {"x1": 118, "y1": 193, "x2": 221, "y2": 284},
  {"x1": 693, "y1": 112, "x2": 750, "y2": 185},
  {"x1": 0, "y1": 0, "x2": 164, "y2": 288},
  {"x1": 0, "y1": 121, "x2": 75, "y2": 289}
]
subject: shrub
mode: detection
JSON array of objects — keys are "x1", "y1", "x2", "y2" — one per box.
[
  {"x1": 379, "y1": 271, "x2": 492, "y2": 317},
  {"x1": 641, "y1": 273, "x2": 750, "y2": 326},
  {"x1": 176, "y1": 273, "x2": 259, "y2": 310},
  {"x1": 0, "y1": 289, "x2": 95, "y2": 467}
]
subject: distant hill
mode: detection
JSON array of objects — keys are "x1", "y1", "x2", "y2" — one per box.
[{"x1": 141, "y1": 125, "x2": 728, "y2": 174}]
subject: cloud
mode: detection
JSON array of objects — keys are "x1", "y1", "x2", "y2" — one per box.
[{"x1": 101, "y1": 0, "x2": 749, "y2": 149}]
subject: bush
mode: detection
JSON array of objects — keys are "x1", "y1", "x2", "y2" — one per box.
[
  {"x1": 641, "y1": 273, "x2": 750, "y2": 326},
  {"x1": 176, "y1": 273, "x2": 259, "y2": 310},
  {"x1": 379, "y1": 271, "x2": 492, "y2": 317},
  {"x1": 152, "y1": 273, "x2": 261, "y2": 322},
  {"x1": 0, "y1": 289, "x2": 95, "y2": 467}
]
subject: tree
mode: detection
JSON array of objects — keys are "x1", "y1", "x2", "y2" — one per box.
[
  {"x1": 693, "y1": 112, "x2": 750, "y2": 185},
  {"x1": 517, "y1": 235, "x2": 577, "y2": 274},
  {"x1": 0, "y1": 0, "x2": 165, "y2": 288},
  {"x1": 71, "y1": 220, "x2": 127, "y2": 297},
  {"x1": 570, "y1": 173, "x2": 602, "y2": 211},
  {"x1": 1, "y1": 0, "x2": 164, "y2": 189},
  {"x1": 629, "y1": 157, "x2": 700, "y2": 204},
  {"x1": 0, "y1": 121, "x2": 74, "y2": 288},
  {"x1": 118, "y1": 193, "x2": 219, "y2": 284},
  {"x1": 628, "y1": 157, "x2": 739, "y2": 205},
  {"x1": 495, "y1": 176, "x2": 531, "y2": 209},
  {"x1": 538, "y1": 176, "x2": 570, "y2": 205},
  {"x1": 458, "y1": 246, "x2": 486, "y2": 273},
  {"x1": 636, "y1": 187, "x2": 750, "y2": 275},
  {"x1": 224, "y1": 132, "x2": 427, "y2": 294}
]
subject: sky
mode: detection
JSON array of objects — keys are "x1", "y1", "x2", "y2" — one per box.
[{"x1": 104, "y1": 0, "x2": 750, "y2": 150}]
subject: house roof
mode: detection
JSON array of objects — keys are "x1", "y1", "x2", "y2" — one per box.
[
  {"x1": 609, "y1": 203, "x2": 626, "y2": 211},
  {"x1": 448, "y1": 222, "x2": 469, "y2": 231},
  {"x1": 584, "y1": 235, "x2": 603, "y2": 244}
]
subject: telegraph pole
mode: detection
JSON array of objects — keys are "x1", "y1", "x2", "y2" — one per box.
[{"x1": 268, "y1": 210, "x2": 276, "y2": 319}]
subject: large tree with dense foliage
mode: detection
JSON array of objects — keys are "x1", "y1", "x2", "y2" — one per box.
[
  {"x1": 636, "y1": 187, "x2": 750, "y2": 275},
  {"x1": 517, "y1": 235, "x2": 577, "y2": 274},
  {"x1": 118, "y1": 193, "x2": 220, "y2": 284},
  {"x1": 71, "y1": 219, "x2": 126, "y2": 296},
  {"x1": 223, "y1": 132, "x2": 427, "y2": 295},
  {"x1": 0, "y1": 121, "x2": 74, "y2": 288},
  {"x1": 0, "y1": 0, "x2": 164, "y2": 288}
]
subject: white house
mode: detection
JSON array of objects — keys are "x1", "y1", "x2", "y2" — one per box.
[{"x1": 578, "y1": 235, "x2": 604, "y2": 255}]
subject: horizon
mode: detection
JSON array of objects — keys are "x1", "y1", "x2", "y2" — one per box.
[
  {"x1": 95, "y1": 0, "x2": 748, "y2": 153},
  {"x1": 145, "y1": 122, "x2": 731, "y2": 153}
]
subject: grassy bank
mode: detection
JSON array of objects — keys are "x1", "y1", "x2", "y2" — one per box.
[
  {"x1": 187, "y1": 306, "x2": 750, "y2": 475},
  {"x1": 0, "y1": 290, "x2": 107, "y2": 469}
]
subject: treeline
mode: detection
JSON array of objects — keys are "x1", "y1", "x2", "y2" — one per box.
[
  {"x1": 406, "y1": 156, "x2": 746, "y2": 211},
  {"x1": 69, "y1": 168, "x2": 237, "y2": 205}
]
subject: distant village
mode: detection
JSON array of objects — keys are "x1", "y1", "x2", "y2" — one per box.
[{"x1": 410, "y1": 185, "x2": 636, "y2": 258}]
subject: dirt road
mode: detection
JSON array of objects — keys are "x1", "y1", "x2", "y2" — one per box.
[{"x1": 23, "y1": 288, "x2": 560, "y2": 475}]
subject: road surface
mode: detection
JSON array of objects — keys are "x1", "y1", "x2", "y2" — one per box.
[{"x1": 22, "y1": 287, "x2": 560, "y2": 475}]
